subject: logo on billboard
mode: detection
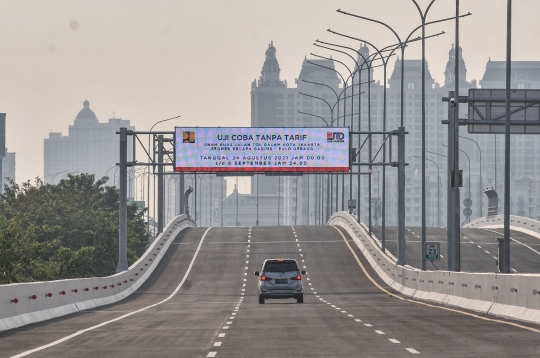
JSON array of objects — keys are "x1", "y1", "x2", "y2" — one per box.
[
  {"x1": 327, "y1": 132, "x2": 345, "y2": 143},
  {"x1": 183, "y1": 131, "x2": 195, "y2": 143}
]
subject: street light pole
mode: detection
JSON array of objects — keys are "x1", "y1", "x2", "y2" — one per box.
[
  {"x1": 502, "y1": 0, "x2": 512, "y2": 274},
  {"x1": 305, "y1": 59, "x2": 348, "y2": 213},
  {"x1": 417, "y1": 156, "x2": 440, "y2": 228},
  {"x1": 52, "y1": 170, "x2": 69, "y2": 184},
  {"x1": 295, "y1": 176, "x2": 298, "y2": 225},
  {"x1": 411, "y1": 0, "x2": 437, "y2": 272},
  {"x1": 460, "y1": 136, "x2": 482, "y2": 218},
  {"x1": 311, "y1": 45, "x2": 376, "y2": 234},
  {"x1": 444, "y1": 144, "x2": 471, "y2": 224},
  {"x1": 337, "y1": 6, "x2": 471, "y2": 268},
  {"x1": 148, "y1": 115, "x2": 179, "y2": 234},
  {"x1": 256, "y1": 174, "x2": 259, "y2": 226},
  {"x1": 462, "y1": 149, "x2": 471, "y2": 223},
  {"x1": 321, "y1": 37, "x2": 399, "y2": 250}
]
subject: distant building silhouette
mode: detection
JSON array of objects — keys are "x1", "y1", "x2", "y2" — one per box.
[
  {"x1": 43, "y1": 100, "x2": 134, "y2": 187},
  {"x1": 2, "y1": 150, "x2": 16, "y2": 188},
  {"x1": 0, "y1": 113, "x2": 16, "y2": 194},
  {"x1": 246, "y1": 41, "x2": 540, "y2": 226}
]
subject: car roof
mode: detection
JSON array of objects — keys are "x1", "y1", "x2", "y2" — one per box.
[{"x1": 263, "y1": 258, "x2": 297, "y2": 263}]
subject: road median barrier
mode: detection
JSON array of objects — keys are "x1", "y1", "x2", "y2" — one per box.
[
  {"x1": 0, "y1": 214, "x2": 196, "y2": 332},
  {"x1": 464, "y1": 214, "x2": 540, "y2": 240},
  {"x1": 329, "y1": 211, "x2": 540, "y2": 326}
]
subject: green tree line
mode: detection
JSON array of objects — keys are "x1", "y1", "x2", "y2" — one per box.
[{"x1": 0, "y1": 174, "x2": 149, "y2": 284}]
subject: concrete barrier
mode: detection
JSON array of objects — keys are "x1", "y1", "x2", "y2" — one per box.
[
  {"x1": 464, "y1": 214, "x2": 540, "y2": 240},
  {"x1": 329, "y1": 211, "x2": 540, "y2": 326},
  {"x1": 0, "y1": 214, "x2": 196, "y2": 332}
]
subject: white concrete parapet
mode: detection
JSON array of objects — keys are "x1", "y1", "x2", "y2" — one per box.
[
  {"x1": 464, "y1": 214, "x2": 540, "y2": 240},
  {"x1": 329, "y1": 212, "x2": 540, "y2": 326},
  {"x1": 0, "y1": 214, "x2": 196, "y2": 332}
]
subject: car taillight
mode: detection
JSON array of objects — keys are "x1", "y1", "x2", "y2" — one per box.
[
  {"x1": 260, "y1": 271, "x2": 272, "y2": 281},
  {"x1": 290, "y1": 271, "x2": 302, "y2": 280}
]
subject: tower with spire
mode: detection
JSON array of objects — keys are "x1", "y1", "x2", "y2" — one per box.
[
  {"x1": 444, "y1": 44, "x2": 468, "y2": 88},
  {"x1": 355, "y1": 43, "x2": 374, "y2": 83},
  {"x1": 258, "y1": 41, "x2": 286, "y2": 88}
]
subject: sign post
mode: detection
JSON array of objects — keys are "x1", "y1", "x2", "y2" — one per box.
[{"x1": 425, "y1": 242, "x2": 441, "y2": 266}]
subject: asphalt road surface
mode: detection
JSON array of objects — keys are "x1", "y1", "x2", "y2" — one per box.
[
  {"x1": 1, "y1": 226, "x2": 539, "y2": 357},
  {"x1": 371, "y1": 226, "x2": 540, "y2": 273}
]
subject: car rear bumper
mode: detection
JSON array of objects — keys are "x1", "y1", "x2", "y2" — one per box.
[{"x1": 260, "y1": 291, "x2": 303, "y2": 299}]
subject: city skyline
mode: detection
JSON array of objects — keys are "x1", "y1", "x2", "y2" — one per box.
[{"x1": 1, "y1": 0, "x2": 539, "y2": 184}]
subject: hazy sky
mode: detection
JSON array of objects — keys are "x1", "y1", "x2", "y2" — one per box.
[{"x1": 1, "y1": 0, "x2": 539, "y2": 187}]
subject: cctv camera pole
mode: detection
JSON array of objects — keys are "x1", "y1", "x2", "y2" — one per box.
[
  {"x1": 502, "y1": 0, "x2": 512, "y2": 273},
  {"x1": 447, "y1": 0, "x2": 461, "y2": 272}
]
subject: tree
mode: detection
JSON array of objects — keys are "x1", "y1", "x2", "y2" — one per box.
[{"x1": 0, "y1": 174, "x2": 149, "y2": 283}]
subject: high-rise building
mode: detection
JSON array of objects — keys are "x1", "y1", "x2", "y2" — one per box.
[
  {"x1": 470, "y1": 60, "x2": 540, "y2": 219},
  {"x1": 0, "y1": 113, "x2": 6, "y2": 192},
  {"x1": 2, "y1": 150, "x2": 16, "y2": 186},
  {"x1": 247, "y1": 41, "x2": 540, "y2": 227},
  {"x1": 249, "y1": 42, "x2": 343, "y2": 225},
  {"x1": 44, "y1": 100, "x2": 134, "y2": 186}
]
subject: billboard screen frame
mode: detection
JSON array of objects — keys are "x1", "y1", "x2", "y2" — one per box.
[{"x1": 174, "y1": 126, "x2": 350, "y2": 173}]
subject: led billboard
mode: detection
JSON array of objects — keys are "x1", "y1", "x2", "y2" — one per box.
[{"x1": 174, "y1": 127, "x2": 349, "y2": 172}]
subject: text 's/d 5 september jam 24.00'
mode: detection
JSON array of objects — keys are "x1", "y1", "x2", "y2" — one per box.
[{"x1": 174, "y1": 127, "x2": 349, "y2": 173}]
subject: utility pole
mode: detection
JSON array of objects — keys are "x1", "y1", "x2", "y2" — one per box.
[
  {"x1": 157, "y1": 135, "x2": 164, "y2": 234},
  {"x1": 397, "y1": 127, "x2": 406, "y2": 266},
  {"x1": 502, "y1": 0, "x2": 512, "y2": 273},
  {"x1": 117, "y1": 127, "x2": 128, "y2": 272}
]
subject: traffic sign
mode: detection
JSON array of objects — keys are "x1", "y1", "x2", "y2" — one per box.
[
  {"x1": 467, "y1": 89, "x2": 540, "y2": 134},
  {"x1": 425, "y1": 242, "x2": 440, "y2": 261},
  {"x1": 463, "y1": 208, "x2": 472, "y2": 217}
]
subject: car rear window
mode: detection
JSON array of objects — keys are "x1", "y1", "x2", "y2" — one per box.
[{"x1": 264, "y1": 261, "x2": 298, "y2": 272}]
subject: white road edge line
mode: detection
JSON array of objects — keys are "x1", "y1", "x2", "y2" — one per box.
[
  {"x1": 11, "y1": 227, "x2": 213, "y2": 358},
  {"x1": 483, "y1": 228, "x2": 540, "y2": 255}
]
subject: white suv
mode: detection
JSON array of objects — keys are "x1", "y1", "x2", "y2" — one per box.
[{"x1": 254, "y1": 259, "x2": 306, "y2": 304}]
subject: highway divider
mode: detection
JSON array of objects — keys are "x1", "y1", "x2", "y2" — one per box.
[
  {"x1": 0, "y1": 214, "x2": 196, "y2": 332},
  {"x1": 464, "y1": 214, "x2": 540, "y2": 240},
  {"x1": 329, "y1": 212, "x2": 540, "y2": 326}
]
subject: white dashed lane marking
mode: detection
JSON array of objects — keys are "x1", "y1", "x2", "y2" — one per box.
[
  {"x1": 213, "y1": 342, "x2": 222, "y2": 347},
  {"x1": 375, "y1": 330, "x2": 385, "y2": 335},
  {"x1": 218, "y1": 333, "x2": 225, "y2": 338},
  {"x1": 207, "y1": 352, "x2": 217, "y2": 357},
  {"x1": 389, "y1": 339, "x2": 400, "y2": 344},
  {"x1": 406, "y1": 348, "x2": 420, "y2": 354}
]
